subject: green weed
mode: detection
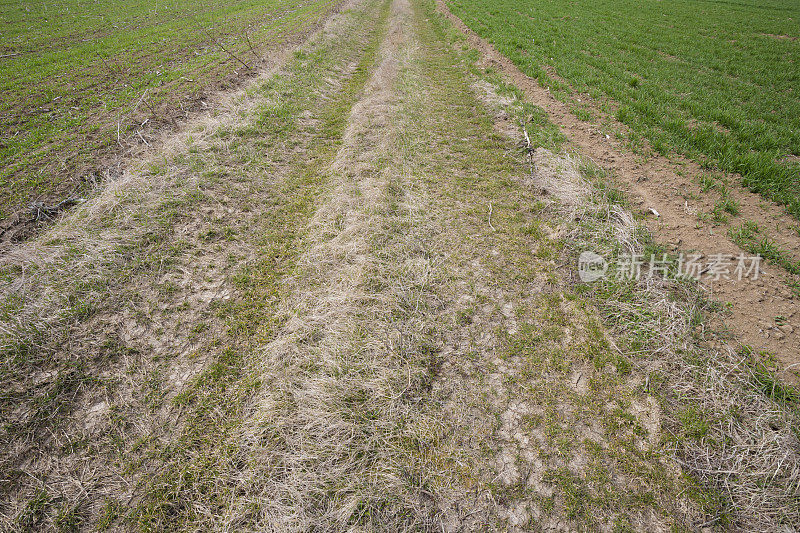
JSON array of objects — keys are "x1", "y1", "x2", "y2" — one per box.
[{"x1": 729, "y1": 221, "x2": 800, "y2": 276}]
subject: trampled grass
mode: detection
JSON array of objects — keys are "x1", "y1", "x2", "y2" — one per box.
[
  {"x1": 0, "y1": 0, "x2": 339, "y2": 220},
  {"x1": 445, "y1": 0, "x2": 800, "y2": 218}
]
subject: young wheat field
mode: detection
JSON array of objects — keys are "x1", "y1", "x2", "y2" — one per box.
[{"x1": 0, "y1": 0, "x2": 798, "y2": 530}]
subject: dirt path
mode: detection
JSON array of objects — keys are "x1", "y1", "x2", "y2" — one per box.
[
  {"x1": 1, "y1": 0, "x2": 798, "y2": 530},
  {"x1": 436, "y1": 0, "x2": 799, "y2": 373}
]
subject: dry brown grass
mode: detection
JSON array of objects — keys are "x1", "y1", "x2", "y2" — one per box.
[{"x1": 567, "y1": 152, "x2": 800, "y2": 532}]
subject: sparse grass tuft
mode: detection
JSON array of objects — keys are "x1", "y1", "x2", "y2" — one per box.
[
  {"x1": 715, "y1": 194, "x2": 740, "y2": 217},
  {"x1": 729, "y1": 221, "x2": 800, "y2": 277}
]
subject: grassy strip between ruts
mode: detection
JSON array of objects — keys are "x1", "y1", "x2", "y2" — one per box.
[{"x1": 444, "y1": 0, "x2": 800, "y2": 220}]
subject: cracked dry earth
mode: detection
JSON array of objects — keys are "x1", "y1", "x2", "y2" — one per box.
[{"x1": 1, "y1": 0, "x2": 799, "y2": 531}]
